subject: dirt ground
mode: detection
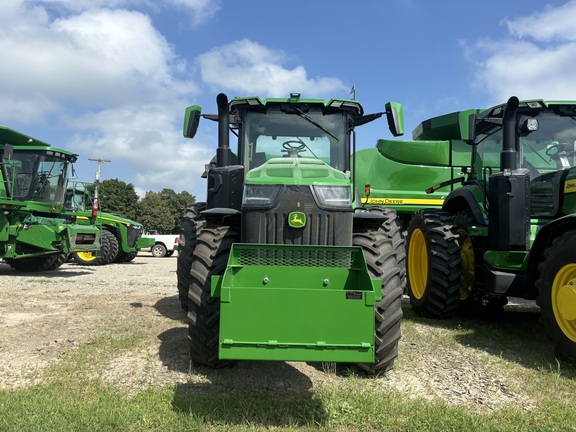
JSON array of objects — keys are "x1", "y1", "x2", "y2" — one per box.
[{"x1": 0, "y1": 253, "x2": 544, "y2": 413}]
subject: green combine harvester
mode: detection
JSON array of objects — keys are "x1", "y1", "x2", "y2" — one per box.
[
  {"x1": 359, "y1": 97, "x2": 576, "y2": 359},
  {"x1": 177, "y1": 93, "x2": 405, "y2": 373},
  {"x1": 64, "y1": 182, "x2": 154, "y2": 265},
  {"x1": 0, "y1": 126, "x2": 100, "y2": 271}
]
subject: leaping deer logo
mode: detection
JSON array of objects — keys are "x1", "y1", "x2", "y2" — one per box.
[{"x1": 288, "y1": 212, "x2": 306, "y2": 228}]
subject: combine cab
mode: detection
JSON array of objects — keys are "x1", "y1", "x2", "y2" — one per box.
[
  {"x1": 0, "y1": 126, "x2": 99, "y2": 272},
  {"x1": 177, "y1": 93, "x2": 405, "y2": 373}
]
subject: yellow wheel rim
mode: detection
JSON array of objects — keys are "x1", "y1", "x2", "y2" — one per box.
[
  {"x1": 76, "y1": 251, "x2": 97, "y2": 261},
  {"x1": 552, "y1": 263, "x2": 576, "y2": 343},
  {"x1": 457, "y1": 228, "x2": 474, "y2": 301},
  {"x1": 408, "y1": 228, "x2": 428, "y2": 300}
]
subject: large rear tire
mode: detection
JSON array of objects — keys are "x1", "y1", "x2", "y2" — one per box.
[
  {"x1": 177, "y1": 203, "x2": 206, "y2": 311},
  {"x1": 406, "y1": 209, "x2": 462, "y2": 318},
  {"x1": 536, "y1": 230, "x2": 576, "y2": 359},
  {"x1": 188, "y1": 226, "x2": 239, "y2": 368},
  {"x1": 354, "y1": 206, "x2": 404, "y2": 374},
  {"x1": 5, "y1": 253, "x2": 67, "y2": 272}
]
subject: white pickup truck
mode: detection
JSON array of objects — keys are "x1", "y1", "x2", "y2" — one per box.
[{"x1": 140, "y1": 232, "x2": 179, "y2": 257}]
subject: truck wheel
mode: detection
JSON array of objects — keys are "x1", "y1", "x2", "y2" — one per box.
[
  {"x1": 188, "y1": 226, "x2": 239, "y2": 368},
  {"x1": 72, "y1": 230, "x2": 112, "y2": 266},
  {"x1": 5, "y1": 253, "x2": 65, "y2": 272},
  {"x1": 151, "y1": 243, "x2": 167, "y2": 258},
  {"x1": 536, "y1": 230, "x2": 576, "y2": 359},
  {"x1": 177, "y1": 202, "x2": 206, "y2": 311},
  {"x1": 406, "y1": 209, "x2": 462, "y2": 318},
  {"x1": 353, "y1": 206, "x2": 404, "y2": 374}
]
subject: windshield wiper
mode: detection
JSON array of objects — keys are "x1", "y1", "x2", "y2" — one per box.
[{"x1": 292, "y1": 107, "x2": 339, "y2": 141}]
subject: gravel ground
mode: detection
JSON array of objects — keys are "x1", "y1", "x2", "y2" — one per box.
[{"x1": 0, "y1": 253, "x2": 543, "y2": 412}]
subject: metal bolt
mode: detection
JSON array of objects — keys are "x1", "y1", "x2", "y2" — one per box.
[
  {"x1": 323, "y1": 279, "x2": 329, "y2": 286},
  {"x1": 263, "y1": 277, "x2": 269, "y2": 285}
]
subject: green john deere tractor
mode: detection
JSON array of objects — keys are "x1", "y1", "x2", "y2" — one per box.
[
  {"x1": 0, "y1": 126, "x2": 100, "y2": 272},
  {"x1": 387, "y1": 96, "x2": 576, "y2": 359},
  {"x1": 177, "y1": 93, "x2": 405, "y2": 373},
  {"x1": 64, "y1": 182, "x2": 154, "y2": 265}
]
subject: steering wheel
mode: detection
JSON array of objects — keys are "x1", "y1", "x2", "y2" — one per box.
[
  {"x1": 545, "y1": 143, "x2": 572, "y2": 159},
  {"x1": 281, "y1": 140, "x2": 307, "y2": 157}
]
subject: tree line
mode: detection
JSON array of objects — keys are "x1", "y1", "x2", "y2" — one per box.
[{"x1": 92, "y1": 179, "x2": 196, "y2": 234}]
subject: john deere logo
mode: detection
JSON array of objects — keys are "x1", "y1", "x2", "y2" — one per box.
[{"x1": 288, "y1": 211, "x2": 306, "y2": 228}]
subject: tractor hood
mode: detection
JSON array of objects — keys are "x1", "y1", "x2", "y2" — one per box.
[{"x1": 244, "y1": 157, "x2": 350, "y2": 187}]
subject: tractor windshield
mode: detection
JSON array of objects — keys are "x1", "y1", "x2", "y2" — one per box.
[
  {"x1": 4, "y1": 150, "x2": 68, "y2": 203},
  {"x1": 242, "y1": 107, "x2": 348, "y2": 171},
  {"x1": 476, "y1": 108, "x2": 576, "y2": 176}
]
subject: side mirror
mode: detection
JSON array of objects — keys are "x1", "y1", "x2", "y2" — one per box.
[
  {"x1": 458, "y1": 109, "x2": 477, "y2": 144},
  {"x1": 183, "y1": 105, "x2": 202, "y2": 138},
  {"x1": 2, "y1": 143, "x2": 13, "y2": 160},
  {"x1": 385, "y1": 102, "x2": 404, "y2": 137}
]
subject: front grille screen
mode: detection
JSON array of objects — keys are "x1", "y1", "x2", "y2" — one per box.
[{"x1": 237, "y1": 247, "x2": 357, "y2": 268}]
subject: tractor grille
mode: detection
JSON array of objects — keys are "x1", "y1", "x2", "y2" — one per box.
[
  {"x1": 237, "y1": 247, "x2": 358, "y2": 268},
  {"x1": 126, "y1": 225, "x2": 143, "y2": 247},
  {"x1": 241, "y1": 185, "x2": 352, "y2": 246}
]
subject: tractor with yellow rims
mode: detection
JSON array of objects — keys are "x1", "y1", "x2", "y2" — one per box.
[
  {"x1": 65, "y1": 182, "x2": 154, "y2": 265},
  {"x1": 177, "y1": 92, "x2": 405, "y2": 374},
  {"x1": 0, "y1": 127, "x2": 100, "y2": 271},
  {"x1": 386, "y1": 96, "x2": 576, "y2": 359}
]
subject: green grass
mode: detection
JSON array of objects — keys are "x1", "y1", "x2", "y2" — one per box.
[{"x1": 1, "y1": 307, "x2": 576, "y2": 431}]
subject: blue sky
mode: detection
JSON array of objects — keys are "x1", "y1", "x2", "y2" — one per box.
[{"x1": 1, "y1": 0, "x2": 574, "y2": 200}]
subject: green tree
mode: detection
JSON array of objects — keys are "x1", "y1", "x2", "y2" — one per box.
[
  {"x1": 95, "y1": 179, "x2": 139, "y2": 220},
  {"x1": 137, "y1": 191, "x2": 174, "y2": 233},
  {"x1": 158, "y1": 188, "x2": 196, "y2": 233}
]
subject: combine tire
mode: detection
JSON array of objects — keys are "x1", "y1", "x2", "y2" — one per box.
[
  {"x1": 353, "y1": 206, "x2": 404, "y2": 374},
  {"x1": 5, "y1": 253, "x2": 67, "y2": 272},
  {"x1": 536, "y1": 230, "x2": 576, "y2": 359},
  {"x1": 72, "y1": 230, "x2": 116, "y2": 266},
  {"x1": 188, "y1": 226, "x2": 239, "y2": 368},
  {"x1": 151, "y1": 243, "x2": 167, "y2": 258},
  {"x1": 177, "y1": 202, "x2": 206, "y2": 311},
  {"x1": 406, "y1": 209, "x2": 462, "y2": 318}
]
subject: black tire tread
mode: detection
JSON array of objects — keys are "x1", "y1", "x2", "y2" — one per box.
[
  {"x1": 188, "y1": 225, "x2": 238, "y2": 368},
  {"x1": 406, "y1": 209, "x2": 462, "y2": 319}
]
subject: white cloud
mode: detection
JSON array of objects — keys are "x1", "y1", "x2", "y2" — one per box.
[
  {"x1": 198, "y1": 39, "x2": 348, "y2": 98},
  {"x1": 0, "y1": 2, "x2": 207, "y2": 194},
  {"x1": 466, "y1": 0, "x2": 576, "y2": 102}
]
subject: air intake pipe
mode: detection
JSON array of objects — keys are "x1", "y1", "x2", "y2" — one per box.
[
  {"x1": 217, "y1": 93, "x2": 231, "y2": 167},
  {"x1": 501, "y1": 96, "x2": 519, "y2": 171}
]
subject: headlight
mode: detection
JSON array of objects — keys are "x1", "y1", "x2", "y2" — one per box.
[
  {"x1": 242, "y1": 184, "x2": 281, "y2": 208},
  {"x1": 312, "y1": 185, "x2": 351, "y2": 210}
]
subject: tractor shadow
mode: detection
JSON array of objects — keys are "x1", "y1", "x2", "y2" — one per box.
[
  {"x1": 157, "y1": 325, "x2": 327, "y2": 427},
  {"x1": 401, "y1": 301, "x2": 576, "y2": 376}
]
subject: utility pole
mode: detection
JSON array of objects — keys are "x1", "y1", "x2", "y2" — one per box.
[{"x1": 89, "y1": 158, "x2": 111, "y2": 217}]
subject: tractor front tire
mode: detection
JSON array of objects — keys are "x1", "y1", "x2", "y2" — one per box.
[
  {"x1": 406, "y1": 209, "x2": 462, "y2": 318},
  {"x1": 177, "y1": 202, "x2": 206, "y2": 311},
  {"x1": 536, "y1": 230, "x2": 576, "y2": 359},
  {"x1": 353, "y1": 206, "x2": 404, "y2": 374},
  {"x1": 188, "y1": 225, "x2": 239, "y2": 368},
  {"x1": 113, "y1": 250, "x2": 138, "y2": 263}
]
